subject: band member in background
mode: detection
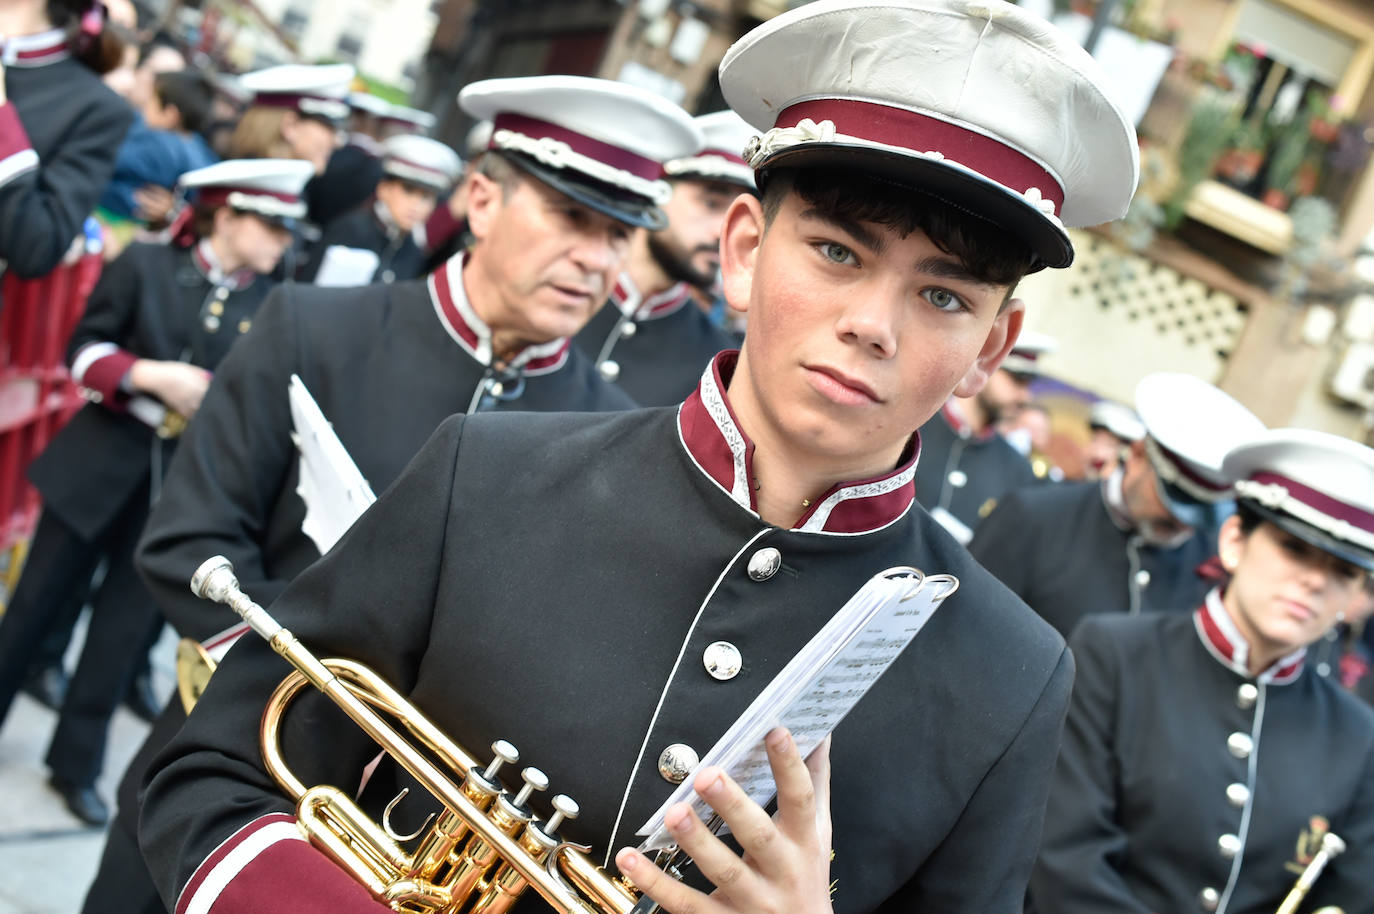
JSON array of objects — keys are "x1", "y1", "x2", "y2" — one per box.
[
  {"x1": 971, "y1": 372, "x2": 1264, "y2": 638},
  {"x1": 0, "y1": 0, "x2": 132, "y2": 285},
  {"x1": 1083, "y1": 397, "x2": 1145, "y2": 479},
  {"x1": 77, "y1": 75, "x2": 697, "y2": 914},
  {"x1": 301, "y1": 133, "x2": 461, "y2": 286},
  {"x1": 913, "y1": 330, "x2": 1054, "y2": 543},
  {"x1": 575, "y1": 109, "x2": 755, "y2": 406},
  {"x1": 0, "y1": 159, "x2": 309, "y2": 829},
  {"x1": 300, "y1": 90, "x2": 386, "y2": 227},
  {"x1": 137, "y1": 2, "x2": 1139, "y2": 911},
  {"x1": 1032, "y1": 428, "x2": 1374, "y2": 913}
]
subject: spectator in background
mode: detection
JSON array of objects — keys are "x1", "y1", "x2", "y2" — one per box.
[{"x1": 1084, "y1": 397, "x2": 1145, "y2": 479}]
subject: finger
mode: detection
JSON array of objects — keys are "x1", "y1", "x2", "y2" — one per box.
[
  {"x1": 660, "y1": 801, "x2": 763, "y2": 906},
  {"x1": 691, "y1": 765, "x2": 787, "y2": 878},
  {"x1": 615, "y1": 846, "x2": 721, "y2": 914},
  {"x1": 766, "y1": 728, "x2": 821, "y2": 846},
  {"x1": 804, "y1": 734, "x2": 833, "y2": 851}
]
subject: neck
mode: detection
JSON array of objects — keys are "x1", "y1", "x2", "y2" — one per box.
[
  {"x1": 624, "y1": 230, "x2": 673, "y2": 299},
  {"x1": 207, "y1": 234, "x2": 246, "y2": 277},
  {"x1": 0, "y1": 2, "x2": 53, "y2": 36},
  {"x1": 1219, "y1": 586, "x2": 1288, "y2": 676},
  {"x1": 958, "y1": 395, "x2": 991, "y2": 435},
  {"x1": 459, "y1": 251, "x2": 537, "y2": 364}
]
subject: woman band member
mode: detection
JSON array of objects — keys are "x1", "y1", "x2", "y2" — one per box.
[{"x1": 1032, "y1": 427, "x2": 1374, "y2": 913}]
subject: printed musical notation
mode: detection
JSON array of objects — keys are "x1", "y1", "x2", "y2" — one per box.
[{"x1": 636, "y1": 566, "x2": 959, "y2": 850}]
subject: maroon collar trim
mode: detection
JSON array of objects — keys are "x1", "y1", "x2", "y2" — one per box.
[
  {"x1": 610, "y1": 274, "x2": 692, "y2": 322},
  {"x1": 1, "y1": 29, "x2": 70, "y2": 67},
  {"x1": 677, "y1": 351, "x2": 919, "y2": 535},
  {"x1": 427, "y1": 257, "x2": 570, "y2": 376},
  {"x1": 1194, "y1": 588, "x2": 1305, "y2": 685},
  {"x1": 193, "y1": 240, "x2": 256, "y2": 291}
]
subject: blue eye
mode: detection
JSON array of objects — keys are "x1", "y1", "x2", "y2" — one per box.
[{"x1": 923, "y1": 288, "x2": 965, "y2": 312}]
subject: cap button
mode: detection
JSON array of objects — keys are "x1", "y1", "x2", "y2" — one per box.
[
  {"x1": 1226, "y1": 782, "x2": 1250, "y2": 807},
  {"x1": 1227, "y1": 732, "x2": 1254, "y2": 759},
  {"x1": 747, "y1": 547, "x2": 782, "y2": 582},
  {"x1": 1218, "y1": 833, "x2": 1241, "y2": 859},
  {"x1": 657, "y1": 744, "x2": 699, "y2": 784},
  {"x1": 703, "y1": 641, "x2": 742, "y2": 681},
  {"x1": 1236, "y1": 683, "x2": 1258, "y2": 710},
  {"x1": 598, "y1": 360, "x2": 621, "y2": 383},
  {"x1": 1199, "y1": 887, "x2": 1220, "y2": 911}
]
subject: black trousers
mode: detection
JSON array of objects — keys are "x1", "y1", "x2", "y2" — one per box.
[{"x1": 0, "y1": 486, "x2": 164, "y2": 787}]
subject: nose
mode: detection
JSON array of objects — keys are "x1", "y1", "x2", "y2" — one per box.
[
  {"x1": 568, "y1": 231, "x2": 622, "y2": 279},
  {"x1": 835, "y1": 286, "x2": 899, "y2": 358}
]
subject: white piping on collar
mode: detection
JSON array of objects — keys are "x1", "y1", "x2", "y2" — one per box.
[
  {"x1": 1, "y1": 28, "x2": 69, "y2": 66},
  {"x1": 1196, "y1": 589, "x2": 1306, "y2": 685}
]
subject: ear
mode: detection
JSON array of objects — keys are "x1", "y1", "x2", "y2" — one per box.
[
  {"x1": 952, "y1": 298, "x2": 1025, "y2": 398},
  {"x1": 1216, "y1": 513, "x2": 1246, "y2": 570},
  {"x1": 463, "y1": 171, "x2": 503, "y2": 243},
  {"x1": 719, "y1": 193, "x2": 764, "y2": 316},
  {"x1": 279, "y1": 110, "x2": 301, "y2": 144}
]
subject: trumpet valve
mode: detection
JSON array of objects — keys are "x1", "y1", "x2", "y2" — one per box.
[{"x1": 541, "y1": 795, "x2": 580, "y2": 840}]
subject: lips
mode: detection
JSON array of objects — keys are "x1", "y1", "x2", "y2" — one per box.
[{"x1": 805, "y1": 365, "x2": 881, "y2": 404}]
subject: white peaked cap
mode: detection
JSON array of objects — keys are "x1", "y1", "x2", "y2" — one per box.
[
  {"x1": 663, "y1": 110, "x2": 758, "y2": 190},
  {"x1": 1089, "y1": 400, "x2": 1145, "y2": 443},
  {"x1": 179, "y1": 158, "x2": 315, "y2": 221},
  {"x1": 459, "y1": 75, "x2": 703, "y2": 229},
  {"x1": 381, "y1": 135, "x2": 462, "y2": 191},
  {"x1": 239, "y1": 63, "x2": 354, "y2": 122},
  {"x1": 347, "y1": 92, "x2": 392, "y2": 117},
  {"x1": 380, "y1": 103, "x2": 437, "y2": 131},
  {"x1": 1002, "y1": 329, "x2": 1057, "y2": 376},
  {"x1": 717, "y1": 0, "x2": 1139, "y2": 270},
  {"x1": 1135, "y1": 372, "x2": 1265, "y2": 504}
]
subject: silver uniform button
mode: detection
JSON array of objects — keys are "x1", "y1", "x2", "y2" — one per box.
[
  {"x1": 657, "y1": 744, "x2": 699, "y2": 784},
  {"x1": 1317, "y1": 662, "x2": 1332, "y2": 677},
  {"x1": 1236, "y1": 683, "x2": 1258, "y2": 710},
  {"x1": 381, "y1": 270, "x2": 395, "y2": 284},
  {"x1": 204, "y1": 315, "x2": 221, "y2": 332},
  {"x1": 703, "y1": 641, "x2": 742, "y2": 681},
  {"x1": 1199, "y1": 887, "x2": 1220, "y2": 911},
  {"x1": 619, "y1": 320, "x2": 637, "y2": 339},
  {"x1": 1226, "y1": 782, "x2": 1250, "y2": 807},
  {"x1": 489, "y1": 381, "x2": 504, "y2": 398},
  {"x1": 214, "y1": 286, "x2": 230, "y2": 300},
  {"x1": 1227, "y1": 732, "x2": 1254, "y2": 759},
  {"x1": 598, "y1": 360, "x2": 621, "y2": 383},
  {"x1": 1218, "y1": 833, "x2": 1241, "y2": 859},
  {"x1": 947, "y1": 469, "x2": 968, "y2": 488},
  {"x1": 1134, "y1": 569, "x2": 1151, "y2": 589},
  {"x1": 747, "y1": 547, "x2": 782, "y2": 582}
]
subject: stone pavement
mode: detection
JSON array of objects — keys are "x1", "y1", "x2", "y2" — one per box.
[{"x1": 0, "y1": 623, "x2": 177, "y2": 914}]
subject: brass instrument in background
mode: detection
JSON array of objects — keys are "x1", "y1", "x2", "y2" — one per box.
[
  {"x1": 1276, "y1": 831, "x2": 1345, "y2": 914},
  {"x1": 190, "y1": 556, "x2": 670, "y2": 914}
]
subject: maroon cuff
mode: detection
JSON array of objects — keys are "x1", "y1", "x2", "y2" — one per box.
[
  {"x1": 0, "y1": 103, "x2": 37, "y2": 186},
  {"x1": 76, "y1": 347, "x2": 138, "y2": 408}
]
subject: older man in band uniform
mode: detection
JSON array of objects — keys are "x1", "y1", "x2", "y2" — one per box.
[
  {"x1": 75, "y1": 76, "x2": 700, "y2": 914},
  {"x1": 138, "y1": 2, "x2": 1139, "y2": 912}
]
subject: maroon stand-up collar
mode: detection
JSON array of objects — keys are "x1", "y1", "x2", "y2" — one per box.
[
  {"x1": 677, "y1": 351, "x2": 919, "y2": 535},
  {"x1": 1, "y1": 28, "x2": 70, "y2": 67},
  {"x1": 610, "y1": 273, "x2": 692, "y2": 322},
  {"x1": 192, "y1": 240, "x2": 256, "y2": 291},
  {"x1": 1194, "y1": 588, "x2": 1305, "y2": 686},
  {"x1": 427, "y1": 255, "x2": 570, "y2": 376}
]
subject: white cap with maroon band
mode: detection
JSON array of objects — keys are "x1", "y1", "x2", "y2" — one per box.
[
  {"x1": 1223, "y1": 428, "x2": 1374, "y2": 570},
  {"x1": 458, "y1": 75, "x2": 703, "y2": 230},
  {"x1": 1001, "y1": 330, "x2": 1057, "y2": 378},
  {"x1": 239, "y1": 63, "x2": 354, "y2": 124},
  {"x1": 381, "y1": 135, "x2": 462, "y2": 193},
  {"x1": 379, "y1": 103, "x2": 437, "y2": 132},
  {"x1": 717, "y1": 0, "x2": 1138, "y2": 270},
  {"x1": 663, "y1": 110, "x2": 758, "y2": 190},
  {"x1": 179, "y1": 159, "x2": 315, "y2": 222}
]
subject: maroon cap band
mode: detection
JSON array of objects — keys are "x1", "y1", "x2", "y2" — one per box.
[
  {"x1": 491, "y1": 112, "x2": 662, "y2": 183},
  {"x1": 385, "y1": 156, "x2": 448, "y2": 180},
  {"x1": 1249, "y1": 471, "x2": 1374, "y2": 536},
  {"x1": 1156, "y1": 440, "x2": 1231, "y2": 494},
  {"x1": 775, "y1": 99, "x2": 1065, "y2": 214},
  {"x1": 195, "y1": 188, "x2": 302, "y2": 208},
  {"x1": 252, "y1": 92, "x2": 340, "y2": 113}
]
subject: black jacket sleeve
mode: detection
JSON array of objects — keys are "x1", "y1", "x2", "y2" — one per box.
[
  {"x1": 138, "y1": 417, "x2": 463, "y2": 913},
  {"x1": 134, "y1": 285, "x2": 301, "y2": 642}
]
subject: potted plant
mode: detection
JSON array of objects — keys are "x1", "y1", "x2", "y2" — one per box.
[
  {"x1": 1263, "y1": 117, "x2": 1311, "y2": 210},
  {"x1": 1164, "y1": 88, "x2": 1238, "y2": 228}
]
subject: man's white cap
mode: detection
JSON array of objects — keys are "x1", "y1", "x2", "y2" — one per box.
[
  {"x1": 464, "y1": 120, "x2": 494, "y2": 158},
  {"x1": 381, "y1": 135, "x2": 462, "y2": 193},
  {"x1": 1001, "y1": 330, "x2": 1057, "y2": 377},
  {"x1": 1224, "y1": 428, "x2": 1374, "y2": 570},
  {"x1": 380, "y1": 103, "x2": 437, "y2": 132},
  {"x1": 239, "y1": 63, "x2": 354, "y2": 124},
  {"x1": 179, "y1": 158, "x2": 315, "y2": 222},
  {"x1": 1135, "y1": 372, "x2": 1264, "y2": 513},
  {"x1": 347, "y1": 92, "x2": 391, "y2": 117},
  {"x1": 718, "y1": 0, "x2": 1139, "y2": 271},
  {"x1": 663, "y1": 110, "x2": 757, "y2": 190},
  {"x1": 1089, "y1": 400, "x2": 1145, "y2": 443},
  {"x1": 459, "y1": 75, "x2": 704, "y2": 230}
]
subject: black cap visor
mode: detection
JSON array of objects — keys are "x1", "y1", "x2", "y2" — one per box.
[
  {"x1": 1241, "y1": 498, "x2": 1374, "y2": 573},
  {"x1": 501, "y1": 151, "x2": 667, "y2": 231},
  {"x1": 755, "y1": 143, "x2": 1071, "y2": 272}
]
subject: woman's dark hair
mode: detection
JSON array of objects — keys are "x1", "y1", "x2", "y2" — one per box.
[
  {"x1": 1235, "y1": 501, "x2": 1264, "y2": 536},
  {"x1": 761, "y1": 166, "x2": 1035, "y2": 290},
  {"x1": 154, "y1": 70, "x2": 214, "y2": 135},
  {"x1": 47, "y1": 0, "x2": 126, "y2": 75}
]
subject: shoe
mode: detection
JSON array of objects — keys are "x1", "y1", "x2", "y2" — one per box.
[
  {"x1": 48, "y1": 777, "x2": 109, "y2": 827},
  {"x1": 22, "y1": 665, "x2": 68, "y2": 711},
  {"x1": 124, "y1": 670, "x2": 160, "y2": 723}
]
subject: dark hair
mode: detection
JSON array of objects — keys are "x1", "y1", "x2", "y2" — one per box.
[
  {"x1": 154, "y1": 70, "x2": 214, "y2": 135},
  {"x1": 1235, "y1": 501, "x2": 1263, "y2": 536},
  {"x1": 761, "y1": 167, "x2": 1035, "y2": 289},
  {"x1": 47, "y1": 0, "x2": 125, "y2": 74}
]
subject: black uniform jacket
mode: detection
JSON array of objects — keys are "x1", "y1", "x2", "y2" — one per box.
[
  {"x1": 574, "y1": 274, "x2": 737, "y2": 407},
  {"x1": 0, "y1": 29, "x2": 133, "y2": 278},
  {"x1": 914, "y1": 404, "x2": 1036, "y2": 543},
  {"x1": 1032, "y1": 597, "x2": 1374, "y2": 913},
  {"x1": 26, "y1": 240, "x2": 270, "y2": 541},
  {"x1": 969, "y1": 474, "x2": 1216, "y2": 638},
  {"x1": 300, "y1": 199, "x2": 425, "y2": 285},
  {"x1": 303, "y1": 139, "x2": 384, "y2": 228},
  {"x1": 140, "y1": 352, "x2": 1074, "y2": 914},
  {"x1": 135, "y1": 255, "x2": 635, "y2": 645}
]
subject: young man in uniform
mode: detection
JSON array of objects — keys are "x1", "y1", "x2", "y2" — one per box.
[
  {"x1": 138, "y1": 2, "x2": 1139, "y2": 912},
  {"x1": 970, "y1": 372, "x2": 1264, "y2": 638},
  {"x1": 576, "y1": 109, "x2": 756, "y2": 406},
  {"x1": 74, "y1": 75, "x2": 699, "y2": 914}
]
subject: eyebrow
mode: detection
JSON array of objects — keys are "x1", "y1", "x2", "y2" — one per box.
[
  {"x1": 913, "y1": 255, "x2": 1001, "y2": 292},
  {"x1": 799, "y1": 206, "x2": 1000, "y2": 291},
  {"x1": 800, "y1": 207, "x2": 887, "y2": 255}
]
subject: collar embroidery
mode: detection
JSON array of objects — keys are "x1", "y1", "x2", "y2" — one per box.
[
  {"x1": 611, "y1": 272, "x2": 692, "y2": 322},
  {"x1": 1194, "y1": 588, "x2": 1305, "y2": 685},
  {"x1": 1, "y1": 28, "x2": 69, "y2": 67},
  {"x1": 427, "y1": 256, "x2": 570, "y2": 376},
  {"x1": 193, "y1": 240, "x2": 256, "y2": 291},
  {"x1": 677, "y1": 351, "x2": 919, "y2": 535}
]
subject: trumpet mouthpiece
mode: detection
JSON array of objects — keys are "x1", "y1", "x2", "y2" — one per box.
[{"x1": 192, "y1": 556, "x2": 239, "y2": 602}]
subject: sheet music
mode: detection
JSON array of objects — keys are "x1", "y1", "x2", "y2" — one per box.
[
  {"x1": 636, "y1": 566, "x2": 959, "y2": 850},
  {"x1": 289, "y1": 374, "x2": 377, "y2": 553},
  {"x1": 313, "y1": 245, "x2": 380, "y2": 287}
]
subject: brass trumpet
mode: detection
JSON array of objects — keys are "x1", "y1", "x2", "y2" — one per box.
[
  {"x1": 190, "y1": 555, "x2": 659, "y2": 914},
  {"x1": 1276, "y1": 831, "x2": 1345, "y2": 914}
]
